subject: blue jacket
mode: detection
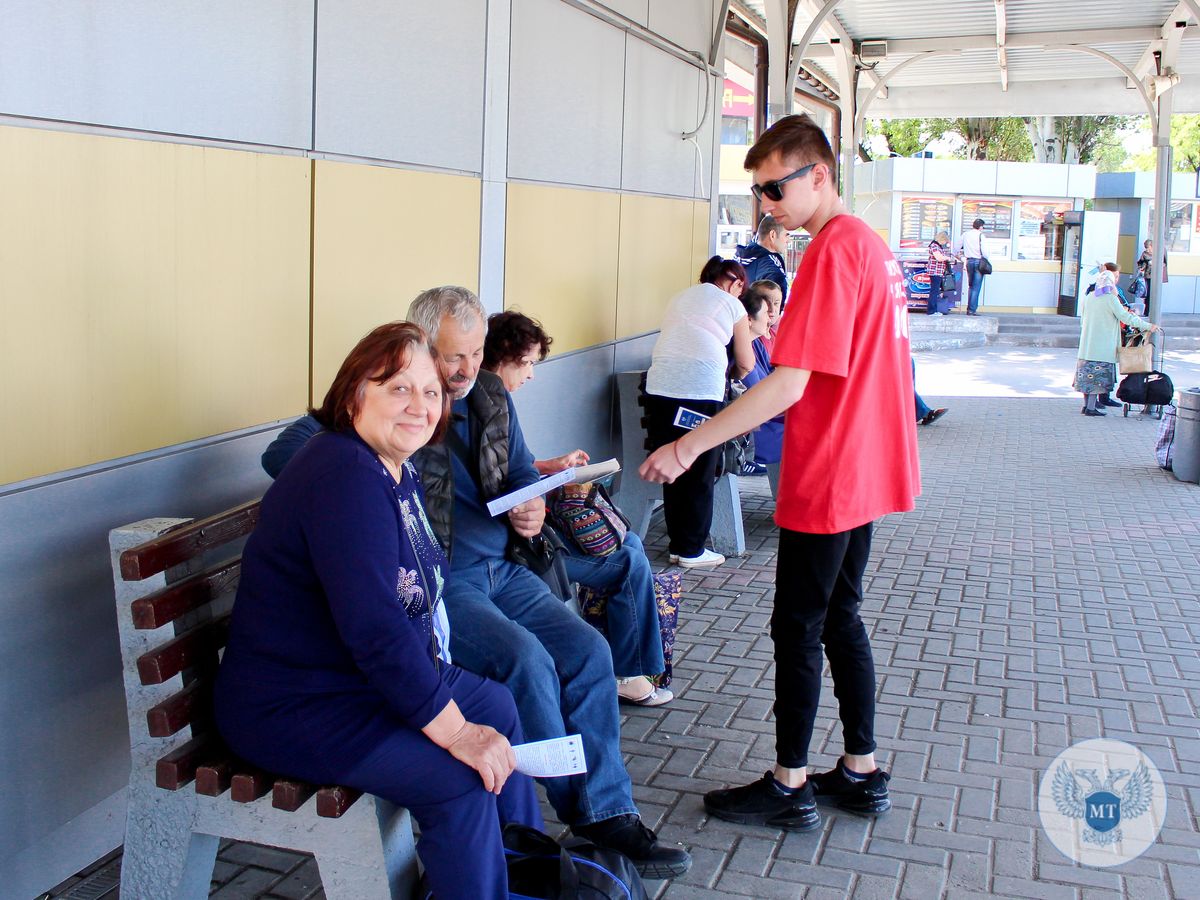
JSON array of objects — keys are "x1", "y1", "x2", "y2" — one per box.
[{"x1": 735, "y1": 241, "x2": 788, "y2": 297}]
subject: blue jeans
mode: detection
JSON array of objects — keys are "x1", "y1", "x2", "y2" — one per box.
[
  {"x1": 966, "y1": 258, "x2": 983, "y2": 313},
  {"x1": 563, "y1": 531, "x2": 665, "y2": 679},
  {"x1": 925, "y1": 274, "x2": 943, "y2": 314},
  {"x1": 442, "y1": 559, "x2": 637, "y2": 827},
  {"x1": 912, "y1": 358, "x2": 930, "y2": 421}
]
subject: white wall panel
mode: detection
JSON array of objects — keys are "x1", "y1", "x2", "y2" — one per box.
[
  {"x1": 0, "y1": 1, "x2": 312, "y2": 148},
  {"x1": 508, "y1": 0, "x2": 626, "y2": 188},
  {"x1": 622, "y1": 40, "x2": 707, "y2": 197},
  {"x1": 1066, "y1": 164, "x2": 1097, "y2": 199},
  {"x1": 315, "y1": 0, "x2": 485, "y2": 171},
  {"x1": 923, "y1": 159, "x2": 996, "y2": 195},
  {"x1": 996, "y1": 162, "x2": 1067, "y2": 197},
  {"x1": 597, "y1": 0, "x2": 648, "y2": 24},
  {"x1": 647, "y1": 0, "x2": 714, "y2": 54}
]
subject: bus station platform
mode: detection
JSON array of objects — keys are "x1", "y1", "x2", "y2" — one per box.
[{"x1": 46, "y1": 349, "x2": 1200, "y2": 900}]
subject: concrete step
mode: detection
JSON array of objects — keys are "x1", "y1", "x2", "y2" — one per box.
[
  {"x1": 997, "y1": 323, "x2": 1081, "y2": 334},
  {"x1": 989, "y1": 333, "x2": 1083, "y2": 348},
  {"x1": 990, "y1": 333, "x2": 1200, "y2": 350},
  {"x1": 911, "y1": 331, "x2": 989, "y2": 351}
]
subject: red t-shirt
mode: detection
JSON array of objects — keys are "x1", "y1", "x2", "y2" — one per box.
[{"x1": 770, "y1": 214, "x2": 921, "y2": 534}]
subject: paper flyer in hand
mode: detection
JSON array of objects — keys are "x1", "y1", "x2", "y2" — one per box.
[
  {"x1": 513, "y1": 733, "x2": 587, "y2": 778},
  {"x1": 485, "y1": 468, "x2": 576, "y2": 517},
  {"x1": 570, "y1": 458, "x2": 621, "y2": 483}
]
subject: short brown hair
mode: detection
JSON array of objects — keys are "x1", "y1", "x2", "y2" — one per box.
[
  {"x1": 744, "y1": 114, "x2": 836, "y2": 173},
  {"x1": 312, "y1": 321, "x2": 451, "y2": 442}
]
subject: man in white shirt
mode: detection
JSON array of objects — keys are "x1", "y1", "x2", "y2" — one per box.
[{"x1": 959, "y1": 218, "x2": 986, "y2": 316}]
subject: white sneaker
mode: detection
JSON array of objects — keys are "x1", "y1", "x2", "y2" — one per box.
[
  {"x1": 671, "y1": 549, "x2": 725, "y2": 568},
  {"x1": 929, "y1": 312, "x2": 944, "y2": 317}
]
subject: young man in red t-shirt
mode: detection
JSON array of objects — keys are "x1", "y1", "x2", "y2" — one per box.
[{"x1": 640, "y1": 114, "x2": 920, "y2": 831}]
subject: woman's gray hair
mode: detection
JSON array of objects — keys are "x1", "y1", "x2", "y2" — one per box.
[{"x1": 407, "y1": 286, "x2": 488, "y2": 342}]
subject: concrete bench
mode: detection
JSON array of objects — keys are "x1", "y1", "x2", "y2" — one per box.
[
  {"x1": 614, "y1": 371, "x2": 745, "y2": 558},
  {"x1": 109, "y1": 502, "x2": 417, "y2": 899}
]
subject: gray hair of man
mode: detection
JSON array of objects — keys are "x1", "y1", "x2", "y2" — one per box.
[{"x1": 407, "y1": 285, "x2": 488, "y2": 344}]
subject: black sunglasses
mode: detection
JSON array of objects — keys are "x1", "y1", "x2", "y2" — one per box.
[{"x1": 751, "y1": 163, "x2": 816, "y2": 202}]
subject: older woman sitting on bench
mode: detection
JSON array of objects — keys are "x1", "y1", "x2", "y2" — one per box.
[{"x1": 215, "y1": 322, "x2": 541, "y2": 900}]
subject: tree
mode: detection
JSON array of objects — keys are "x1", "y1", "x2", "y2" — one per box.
[
  {"x1": 859, "y1": 118, "x2": 938, "y2": 161},
  {"x1": 1129, "y1": 114, "x2": 1200, "y2": 172},
  {"x1": 940, "y1": 117, "x2": 1032, "y2": 161},
  {"x1": 1023, "y1": 116, "x2": 1137, "y2": 166}
]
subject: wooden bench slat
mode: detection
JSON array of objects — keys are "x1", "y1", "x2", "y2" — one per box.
[
  {"x1": 156, "y1": 735, "x2": 212, "y2": 790},
  {"x1": 195, "y1": 756, "x2": 235, "y2": 797},
  {"x1": 136, "y1": 617, "x2": 229, "y2": 686},
  {"x1": 316, "y1": 785, "x2": 363, "y2": 818},
  {"x1": 272, "y1": 779, "x2": 317, "y2": 812},
  {"x1": 230, "y1": 768, "x2": 274, "y2": 803},
  {"x1": 146, "y1": 680, "x2": 212, "y2": 737},
  {"x1": 132, "y1": 558, "x2": 242, "y2": 629},
  {"x1": 120, "y1": 500, "x2": 261, "y2": 581}
]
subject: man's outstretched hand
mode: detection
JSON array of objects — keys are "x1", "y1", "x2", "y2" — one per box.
[{"x1": 639, "y1": 440, "x2": 697, "y2": 484}]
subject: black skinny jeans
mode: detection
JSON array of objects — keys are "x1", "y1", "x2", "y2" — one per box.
[
  {"x1": 641, "y1": 392, "x2": 722, "y2": 558},
  {"x1": 772, "y1": 524, "x2": 878, "y2": 768}
]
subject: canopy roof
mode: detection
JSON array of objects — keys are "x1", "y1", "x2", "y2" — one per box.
[{"x1": 732, "y1": 0, "x2": 1200, "y2": 119}]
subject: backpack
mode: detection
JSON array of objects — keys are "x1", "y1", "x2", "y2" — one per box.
[
  {"x1": 547, "y1": 482, "x2": 630, "y2": 557},
  {"x1": 418, "y1": 823, "x2": 649, "y2": 899},
  {"x1": 1116, "y1": 371, "x2": 1175, "y2": 407}
]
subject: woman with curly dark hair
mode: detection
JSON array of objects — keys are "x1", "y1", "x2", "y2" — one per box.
[{"x1": 484, "y1": 311, "x2": 674, "y2": 707}]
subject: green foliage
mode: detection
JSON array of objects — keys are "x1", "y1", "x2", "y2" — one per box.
[
  {"x1": 860, "y1": 118, "x2": 936, "y2": 159},
  {"x1": 940, "y1": 117, "x2": 1032, "y2": 161}
]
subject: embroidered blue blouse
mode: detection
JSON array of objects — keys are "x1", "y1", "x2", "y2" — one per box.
[{"x1": 219, "y1": 429, "x2": 453, "y2": 730}]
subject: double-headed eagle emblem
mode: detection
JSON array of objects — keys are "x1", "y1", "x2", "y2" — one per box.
[{"x1": 1052, "y1": 762, "x2": 1153, "y2": 846}]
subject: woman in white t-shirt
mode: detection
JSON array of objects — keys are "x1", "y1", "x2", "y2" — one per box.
[{"x1": 643, "y1": 256, "x2": 755, "y2": 568}]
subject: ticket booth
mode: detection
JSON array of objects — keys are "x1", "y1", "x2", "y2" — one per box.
[{"x1": 1056, "y1": 210, "x2": 1120, "y2": 316}]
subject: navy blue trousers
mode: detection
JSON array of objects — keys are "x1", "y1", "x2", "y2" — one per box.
[{"x1": 216, "y1": 665, "x2": 542, "y2": 900}]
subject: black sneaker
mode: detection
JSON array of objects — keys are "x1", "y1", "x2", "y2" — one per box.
[
  {"x1": 703, "y1": 772, "x2": 820, "y2": 831},
  {"x1": 808, "y1": 759, "x2": 892, "y2": 816},
  {"x1": 572, "y1": 814, "x2": 691, "y2": 879}
]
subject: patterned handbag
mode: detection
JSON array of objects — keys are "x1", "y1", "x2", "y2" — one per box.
[
  {"x1": 579, "y1": 571, "x2": 681, "y2": 687},
  {"x1": 547, "y1": 482, "x2": 630, "y2": 557}
]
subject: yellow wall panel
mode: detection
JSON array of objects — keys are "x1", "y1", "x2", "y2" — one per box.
[
  {"x1": 1117, "y1": 234, "x2": 1137, "y2": 273},
  {"x1": 0, "y1": 126, "x2": 310, "y2": 485},
  {"x1": 616, "y1": 195, "x2": 701, "y2": 339},
  {"x1": 691, "y1": 201, "x2": 714, "y2": 281},
  {"x1": 504, "y1": 184, "x2": 619, "y2": 354},
  {"x1": 312, "y1": 161, "x2": 481, "y2": 402}
]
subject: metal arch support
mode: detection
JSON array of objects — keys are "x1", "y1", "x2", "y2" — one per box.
[
  {"x1": 1041, "y1": 44, "x2": 1159, "y2": 133},
  {"x1": 787, "y1": 0, "x2": 846, "y2": 113},
  {"x1": 853, "y1": 45, "x2": 1160, "y2": 141},
  {"x1": 853, "y1": 50, "x2": 962, "y2": 139}
]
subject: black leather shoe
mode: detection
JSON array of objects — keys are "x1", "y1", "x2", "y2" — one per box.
[
  {"x1": 573, "y1": 814, "x2": 691, "y2": 879},
  {"x1": 1082, "y1": 408, "x2": 1107, "y2": 417},
  {"x1": 808, "y1": 760, "x2": 892, "y2": 816},
  {"x1": 1101, "y1": 398, "x2": 1123, "y2": 408},
  {"x1": 703, "y1": 772, "x2": 820, "y2": 831}
]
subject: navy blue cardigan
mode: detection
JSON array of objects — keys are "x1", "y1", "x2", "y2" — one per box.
[{"x1": 219, "y1": 429, "x2": 452, "y2": 730}]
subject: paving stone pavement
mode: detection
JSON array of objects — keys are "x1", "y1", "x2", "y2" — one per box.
[{"x1": 53, "y1": 395, "x2": 1200, "y2": 899}]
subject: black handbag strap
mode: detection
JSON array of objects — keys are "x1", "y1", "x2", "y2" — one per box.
[{"x1": 503, "y1": 824, "x2": 582, "y2": 895}]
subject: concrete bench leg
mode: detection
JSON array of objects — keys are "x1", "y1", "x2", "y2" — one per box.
[
  {"x1": 315, "y1": 802, "x2": 417, "y2": 899},
  {"x1": 120, "y1": 787, "x2": 218, "y2": 900},
  {"x1": 710, "y1": 474, "x2": 745, "y2": 558},
  {"x1": 766, "y1": 463, "x2": 780, "y2": 500}
]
